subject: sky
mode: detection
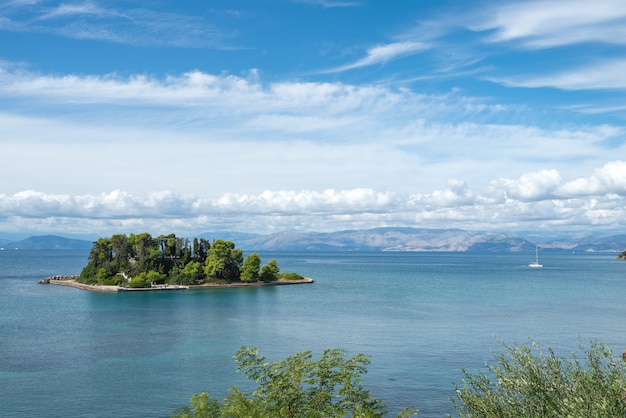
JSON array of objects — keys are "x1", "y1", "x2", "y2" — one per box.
[{"x1": 1, "y1": 0, "x2": 626, "y2": 239}]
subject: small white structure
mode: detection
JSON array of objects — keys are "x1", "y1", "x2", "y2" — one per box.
[{"x1": 529, "y1": 246, "x2": 543, "y2": 268}]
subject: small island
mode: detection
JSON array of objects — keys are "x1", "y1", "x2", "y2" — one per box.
[
  {"x1": 40, "y1": 233, "x2": 313, "y2": 292},
  {"x1": 618, "y1": 250, "x2": 626, "y2": 260}
]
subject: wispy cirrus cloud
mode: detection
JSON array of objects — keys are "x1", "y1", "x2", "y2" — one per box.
[
  {"x1": 327, "y1": 41, "x2": 430, "y2": 73},
  {"x1": 296, "y1": 0, "x2": 360, "y2": 7},
  {"x1": 489, "y1": 59, "x2": 626, "y2": 91},
  {"x1": 0, "y1": 65, "x2": 505, "y2": 124},
  {"x1": 473, "y1": 0, "x2": 626, "y2": 48},
  {"x1": 37, "y1": 1, "x2": 124, "y2": 20},
  {"x1": 0, "y1": 0, "x2": 228, "y2": 48},
  {"x1": 371, "y1": 0, "x2": 626, "y2": 99},
  {"x1": 0, "y1": 66, "x2": 622, "y2": 187}
]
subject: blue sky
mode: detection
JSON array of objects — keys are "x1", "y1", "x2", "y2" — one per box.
[{"x1": 1, "y1": 0, "x2": 625, "y2": 239}]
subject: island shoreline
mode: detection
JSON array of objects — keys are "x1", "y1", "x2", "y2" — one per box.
[{"x1": 39, "y1": 276, "x2": 314, "y2": 292}]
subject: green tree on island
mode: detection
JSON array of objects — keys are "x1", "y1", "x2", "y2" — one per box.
[
  {"x1": 259, "y1": 258, "x2": 280, "y2": 282},
  {"x1": 78, "y1": 233, "x2": 305, "y2": 288},
  {"x1": 204, "y1": 240, "x2": 243, "y2": 282},
  {"x1": 176, "y1": 261, "x2": 205, "y2": 286},
  {"x1": 240, "y1": 253, "x2": 261, "y2": 283}
]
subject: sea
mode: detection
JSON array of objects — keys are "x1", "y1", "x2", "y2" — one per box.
[{"x1": 1, "y1": 250, "x2": 625, "y2": 417}]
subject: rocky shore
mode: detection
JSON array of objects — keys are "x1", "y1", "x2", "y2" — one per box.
[
  {"x1": 39, "y1": 276, "x2": 314, "y2": 292},
  {"x1": 39, "y1": 276, "x2": 120, "y2": 292},
  {"x1": 39, "y1": 275, "x2": 80, "y2": 283}
]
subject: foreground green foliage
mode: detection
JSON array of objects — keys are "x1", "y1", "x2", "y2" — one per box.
[
  {"x1": 453, "y1": 339, "x2": 626, "y2": 417},
  {"x1": 174, "y1": 339, "x2": 626, "y2": 417},
  {"x1": 172, "y1": 347, "x2": 419, "y2": 418},
  {"x1": 78, "y1": 233, "x2": 304, "y2": 287}
]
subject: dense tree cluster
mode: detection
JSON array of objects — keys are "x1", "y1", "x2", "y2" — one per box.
[{"x1": 78, "y1": 233, "x2": 303, "y2": 288}]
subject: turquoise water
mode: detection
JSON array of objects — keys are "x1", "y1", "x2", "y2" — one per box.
[{"x1": 1, "y1": 250, "x2": 625, "y2": 417}]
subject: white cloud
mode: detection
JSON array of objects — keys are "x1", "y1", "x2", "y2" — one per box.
[
  {"x1": 297, "y1": 0, "x2": 360, "y2": 7},
  {"x1": 1, "y1": 162, "x2": 626, "y2": 236},
  {"x1": 3, "y1": 65, "x2": 623, "y2": 137},
  {"x1": 488, "y1": 170, "x2": 562, "y2": 201},
  {"x1": 0, "y1": 67, "x2": 408, "y2": 120},
  {"x1": 409, "y1": 179, "x2": 475, "y2": 207},
  {"x1": 559, "y1": 161, "x2": 626, "y2": 196},
  {"x1": 0, "y1": 69, "x2": 262, "y2": 105},
  {"x1": 329, "y1": 41, "x2": 430, "y2": 72},
  {"x1": 475, "y1": 0, "x2": 626, "y2": 48},
  {"x1": 0, "y1": 1, "x2": 225, "y2": 47},
  {"x1": 491, "y1": 59, "x2": 626, "y2": 91},
  {"x1": 1, "y1": 65, "x2": 625, "y2": 236},
  {"x1": 0, "y1": 66, "x2": 525, "y2": 148},
  {"x1": 1, "y1": 66, "x2": 623, "y2": 201},
  {"x1": 37, "y1": 2, "x2": 123, "y2": 20}
]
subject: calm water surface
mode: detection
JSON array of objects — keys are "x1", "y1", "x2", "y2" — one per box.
[{"x1": 1, "y1": 250, "x2": 625, "y2": 417}]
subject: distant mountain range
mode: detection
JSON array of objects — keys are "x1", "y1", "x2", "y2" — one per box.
[
  {"x1": 0, "y1": 235, "x2": 94, "y2": 251},
  {"x1": 2, "y1": 228, "x2": 626, "y2": 252}
]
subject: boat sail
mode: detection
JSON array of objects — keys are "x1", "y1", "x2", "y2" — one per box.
[{"x1": 529, "y1": 246, "x2": 543, "y2": 268}]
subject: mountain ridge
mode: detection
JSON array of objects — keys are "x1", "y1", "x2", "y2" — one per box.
[
  {"x1": 2, "y1": 228, "x2": 625, "y2": 252},
  {"x1": 1, "y1": 235, "x2": 94, "y2": 251}
]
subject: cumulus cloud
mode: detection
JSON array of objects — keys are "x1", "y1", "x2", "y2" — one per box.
[
  {"x1": 559, "y1": 161, "x2": 626, "y2": 196},
  {"x1": 1, "y1": 161, "x2": 625, "y2": 236},
  {"x1": 409, "y1": 179, "x2": 475, "y2": 207},
  {"x1": 488, "y1": 169, "x2": 562, "y2": 201},
  {"x1": 0, "y1": 188, "x2": 400, "y2": 220}
]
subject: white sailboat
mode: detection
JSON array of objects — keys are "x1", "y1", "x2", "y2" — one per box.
[{"x1": 529, "y1": 246, "x2": 543, "y2": 268}]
